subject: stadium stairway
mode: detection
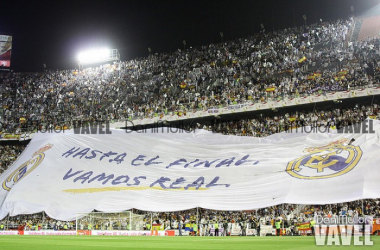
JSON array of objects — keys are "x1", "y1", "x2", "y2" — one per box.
[{"x1": 350, "y1": 17, "x2": 362, "y2": 42}]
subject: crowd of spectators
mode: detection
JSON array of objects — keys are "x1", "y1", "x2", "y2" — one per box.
[
  {"x1": 1, "y1": 17, "x2": 380, "y2": 134},
  {"x1": 0, "y1": 213, "x2": 74, "y2": 231},
  {"x1": 1, "y1": 16, "x2": 380, "y2": 234},
  {"x1": 1, "y1": 199, "x2": 379, "y2": 234},
  {"x1": 196, "y1": 102, "x2": 379, "y2": 137},
  {"x1": 0, "y1": 144, "x2": 25, "y2": 175}
]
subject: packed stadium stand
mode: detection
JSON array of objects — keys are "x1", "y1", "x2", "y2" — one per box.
[
  {"x1": 1, "y1": 15, "x2": 380, "y2": 236},
  {"x1": 2, "y1": 16, "x2": 380, "y2": 134}
]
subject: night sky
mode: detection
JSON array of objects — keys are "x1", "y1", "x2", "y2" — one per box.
[{"x1": 1, "y1": 0, "x2": 380, "y2": 72}]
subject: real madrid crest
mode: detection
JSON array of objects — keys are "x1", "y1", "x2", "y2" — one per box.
[
  {"x1": 286, "y1": 139, "x2": 362, "y2": 179},
  {"x1": 2, "y1": 143, "x2": 53, "y2": 191}
]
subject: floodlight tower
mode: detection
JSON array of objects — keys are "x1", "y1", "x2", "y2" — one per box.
[{"x1": 77, "y1": 48, "x2": 120, "y2": 69}]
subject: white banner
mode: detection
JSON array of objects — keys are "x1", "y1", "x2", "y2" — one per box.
[
  {"x1": 0, "y1": 231, "x2": 19, "y2": 235},
  {"x1": 256, "y1": 102, "x2": 269, "y2": 110},
  {"x1": 309, "y1": 94, "x2": 324, "y2": 103},
  {"x1": 243, "y1": 104, "x2": 256, "y2": 111},
  {"x1": 91, "y1": 230, "x2": 165, "y2": 236},
  {"x1": 353, "y1": 89, "x2": 367, "y2": 97},
  {"x1": 260, "y1": 225, "x2": 273, "y2": 236},
  {"x1": 337, "y1": 91, "x2": 351, "y2": 99},
  {"x1": 367, "y1": 87, "x2": 380, "y2": 95},
  {"x1": 269, "y1": 100, "x2": 283, "y2": 108},
  {"x1": 324, "y1": 92, "x2": 338, "y2": 101},
  {"x1": 295, "y1": 96, "x2": 310, "y2": 105},
  {"x1": 283, "y1": 98, "x2": 296, "y2": 106},
  {"x1": 1, "y1": 121, "x2": 380, "y2": 221},
  {"x1": 187, "y1": 112, "x2": 197, "y2": 118},
  {"x1": 24, "y1": 231, "x2": 77, "y2": 236}
]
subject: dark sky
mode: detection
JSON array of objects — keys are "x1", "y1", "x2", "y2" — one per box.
[{"x1": 1, "y1": 0, "x2": 380, "y2": 72}]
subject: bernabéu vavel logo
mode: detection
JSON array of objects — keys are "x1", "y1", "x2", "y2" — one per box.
[
  {"x1": 37, "y1": 122, "x2": 112, "y2": 134},
  {"x1": 314, "y1": 215, "x2": 374, "y2": 246},
  {"x1": 286, "y1": 119, "x2": 376, "y2": 134},
  {"x1": 36, "y1": 121, "x2": 194, "y2": 134},
  {"x1": 337, "y1": 119, "x2": 375, "y2": 134},
  {"x1": 73, "y1": 122, "x2": 112, "y2": 134}
]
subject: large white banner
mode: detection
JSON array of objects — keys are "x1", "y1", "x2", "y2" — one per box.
[{"x1": 1, "y1": 120, "x2": 380, "y2": 221}]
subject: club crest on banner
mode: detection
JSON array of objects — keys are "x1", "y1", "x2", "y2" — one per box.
[
  {"x1": 1, "y1": 143, "x2": 53, "y2": 191},
  {"x1": 286, "y1": 139, "x2": 362, "y2": 179}
]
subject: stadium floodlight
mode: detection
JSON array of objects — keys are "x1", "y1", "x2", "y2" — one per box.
[{"x1": 77, "y1": 48, "x2": 120, "y2": 65}]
